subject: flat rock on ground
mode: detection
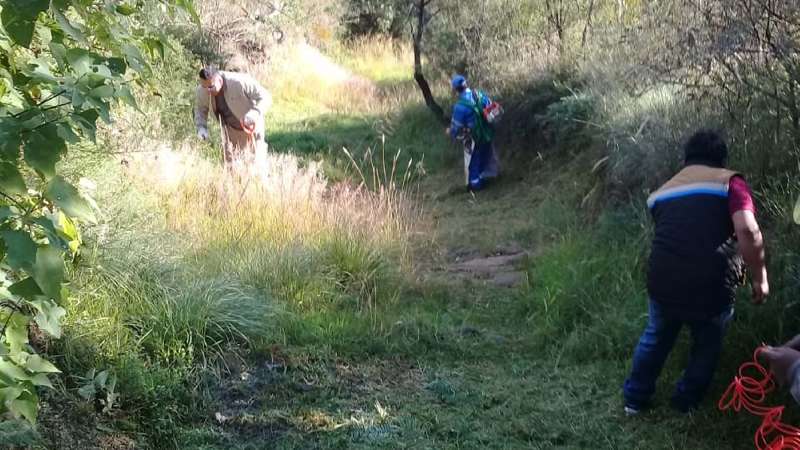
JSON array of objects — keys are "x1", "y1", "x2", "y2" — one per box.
[{"x1": 448, "y1": 249, "x2": 529, "y2": 288}]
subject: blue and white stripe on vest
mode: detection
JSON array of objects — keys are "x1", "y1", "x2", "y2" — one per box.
[{"x1": 647, "y1": 181, "x2": 729, "y2": 209}]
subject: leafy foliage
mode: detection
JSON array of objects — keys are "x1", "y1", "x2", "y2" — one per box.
[
  {"x1": 77, "y1": 368, "x2": 118, "y2": 414},
  {"x1": 341, "y1": 0, "x2": 408, "y2": 39},
  {"x1": 0, "y1": 0, "x2": 196, "y2": 425}
]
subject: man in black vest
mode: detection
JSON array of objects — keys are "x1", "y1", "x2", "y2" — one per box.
[{"x1": 623, "y1": 130, "x2": 769, "y2": 414}]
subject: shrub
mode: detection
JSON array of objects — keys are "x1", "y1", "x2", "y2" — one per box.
[{"x1": 536, "y1": 92, "x2": 596, "y2": 149}]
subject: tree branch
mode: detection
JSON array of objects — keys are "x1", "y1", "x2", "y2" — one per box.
[{"x1": 11, "y1": 90, "x2": 68, "y2": 118}]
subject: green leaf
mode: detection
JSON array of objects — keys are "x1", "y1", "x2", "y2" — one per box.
[
  {"x1": 143, "y1": 37, "x2": 165, "y2": 59},
  {"x1": 49, "y1": 42, "x2": 68, "y2": 68},
  {"x1": 45, "y1": 176, "x2": 96, "y2": 223},
  {"x1": 106, "y1": 57, "x2": 127, "y2": 75},
  {"x1": 55, "y1": 122, "x2": 80, "y2": 144},
  {"x1": 1, "y1": 230, "x2": 37, "y2": 271},
  {"x1": 29, "y1": 373, "x2": 52, "y2": 388},
  {"x1": 0, "y1": 206, "x2": 19, "y2": 222},
  {"x1": 77, "y1": 382, "x2": 94, "y2": 400},
  {"x1": 116, "y1": 85, "x2": 140, "y2": 112},
  {"x1": 30, "y1": 246, "x2": 64, "y2": 302},
  {"x1": 2, "y1": 314, "x2": 29, "y2": 355},
  {"x1": 51, "y1": 6, "x2": 88, "y2": 46},
  {"x1": 9, "y1": 392, "x2": 38, "y2": 424},
  {"x1": 95, "y1": 369, "x2": 108, "y2": 387},
  {"x1": 88, "y1": 84, "x2": 114, "y2": 99},
  {"x1": 0, "y1": 358, "x2": 30, "y2": 383},
  {"x1": 0, "y1": 119, "x2": 22, "y2": 161},
  {"x1": 84, "y1": 96, "x2": 111, "y2": 123},
  {"x1": 115, "y1": 3, "x2": 137, "y2": 15},
  {"x1": 122, "y1": 44, "x2": 147, "y2": 73},
  {"x1": 33, "y1": 217, "x2": 69, "y2": 252},
  {"x1": 72, "y1": 110, "x2": 97, "y2": 142},
  {"x1": 26, "y1": 59, "x2": 58, "y2": 84},
  {"x1": 86, "y1": 65, "x2": 113, "y2": 81},
  {"x1": 24, "y1": 355, "x2": 59, "y2": 373},
  {"x1": 8, "y1": 277, "x2": 43, "y2": 300},
  {"x1": 65, "y1": 48, "x2": 93, "y2": 75},
  {"x1": 0, "y1": 0, "x2": 49, "y2": 48},
  {"x1": 0, "y1": 162, "x2": 26, "y2": 195},
  {"x1": 0, "y1": 385, "x2": 24, "y2": 405},
  {"x1": 23, "y1": 123, "x2": 67, "y2": 179},
  {"x1": 70, "y1": 87, "x2": 85, "y2": 109},
  {"x1": 56, "y1": 212, "x2": 79, "y2": 243},
  {"x1": 26, "y1": 298, "x2": 65, "y2": 338}
]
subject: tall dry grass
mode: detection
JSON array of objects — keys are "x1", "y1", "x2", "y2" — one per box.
[{"x1": 121, "y1": 138, "x2": 423, "y2": 312}]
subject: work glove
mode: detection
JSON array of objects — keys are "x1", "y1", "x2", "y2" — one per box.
[
  {"x1": 242, "y1": 110, "x2": 260, "y2": 134},
  {"x1": 197, "y1": 127, "x2": 209, "y2": 141}
]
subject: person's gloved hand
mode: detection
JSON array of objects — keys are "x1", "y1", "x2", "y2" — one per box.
[
  {"x1": 242, "y1": 110, "x2": 260, "y2": 134},
  {"x1": 761, "y1": 346, "x2": 800, "y2": 386},
  {"x1": 197, "y1": 127, "x2": 209, "y2": 140}
]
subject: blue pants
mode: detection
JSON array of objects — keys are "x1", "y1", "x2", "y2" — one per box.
[
  {"x1": 468, "y1": 141, "x2": 495, "y2": 190},
  {"x1": 623, "y1": 300, "x2": 733, "y2": 411}
]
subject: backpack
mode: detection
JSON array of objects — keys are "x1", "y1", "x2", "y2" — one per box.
[{"x1": 458, "y1": 89, "x2": 502, "y2": 144}]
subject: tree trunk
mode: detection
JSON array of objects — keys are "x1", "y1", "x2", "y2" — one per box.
[{"x1": 411, "y1": 0, "x2": 448, "y2": 125}]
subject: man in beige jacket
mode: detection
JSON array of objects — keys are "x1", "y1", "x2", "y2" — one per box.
[{"x1": 195, "y1": 67, "x2": 271, "y2": 164}]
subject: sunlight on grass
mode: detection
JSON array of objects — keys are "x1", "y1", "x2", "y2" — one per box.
[
  {"x1": 331, "y1": 37, "x2": 414, "y2": 84},
  {"x1": 123, "y1": 142, "x2": 422, "y2": 313}
]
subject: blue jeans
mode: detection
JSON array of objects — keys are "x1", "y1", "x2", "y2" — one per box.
[
  {"x1": 623, "y1": 300, "x2": 734, "y2": 411},
  {"x1": 468, "y1": 140, "x2": 494, "y2": 190}
]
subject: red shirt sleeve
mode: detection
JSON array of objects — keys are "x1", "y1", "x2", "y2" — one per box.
[{"x1": 729, "y1": 175, "x2": 756, "y2": 216}]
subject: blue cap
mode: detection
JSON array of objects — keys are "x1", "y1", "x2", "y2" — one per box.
[{"x1": 451, "y1": 75, "x2": 467, "y2": 90}]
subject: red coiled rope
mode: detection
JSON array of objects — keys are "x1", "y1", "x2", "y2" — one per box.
[{"x1": 718, "y1": 347, "x2": 800, "y2": 449}]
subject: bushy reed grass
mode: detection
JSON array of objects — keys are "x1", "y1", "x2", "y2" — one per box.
[{"x1": 121, "y1": 139, "x2": 421, "y2": 315}]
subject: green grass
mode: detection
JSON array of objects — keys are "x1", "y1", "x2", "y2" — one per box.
[{"x1": 30, "y1": 37, "x2": 800, "y2": 450}]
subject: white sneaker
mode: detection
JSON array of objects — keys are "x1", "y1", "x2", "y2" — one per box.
[{"x1": 624, "y1": 405, "x2": 640, "y2": 416}]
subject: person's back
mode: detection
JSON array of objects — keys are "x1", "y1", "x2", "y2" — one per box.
[
  {"x1": 647, "y1": 164, "x2": 745, "y2": 320},
  {"x1": 450, "y1": 88, "x2": 490, "y2": 142}
]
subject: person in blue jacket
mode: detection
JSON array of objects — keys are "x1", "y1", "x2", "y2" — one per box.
[{"x1": 446, "y1": 75, "x2": 499, "y2": 191}]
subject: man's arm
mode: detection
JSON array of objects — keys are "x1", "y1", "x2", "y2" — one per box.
[
  {"x1": 732, "y1": 209, "x2": 768, "y2": 304},
  {"x1": 449, "y1": 103, "x2": 475, "y2": 141},
  {"x1": 242, "y1": 75, "x2": 272, "y2": 118},
  {"x1": 449, "y1": 113, "x2": 464, "y2": 140}
]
